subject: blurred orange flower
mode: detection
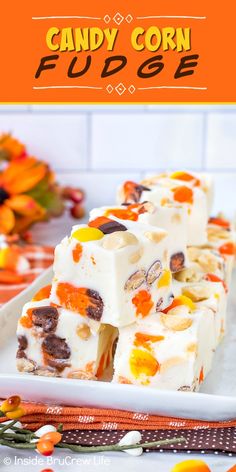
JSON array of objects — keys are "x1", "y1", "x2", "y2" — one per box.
[
  {"x1": 0, "y1": 133, "x2": 26, "y2": 160},
  {"x1": 0, "y1": 157, "x2": 47, "y2": 234},
  {"x1": 0, "y1": 133, "x2": 85, "y2": 235}
]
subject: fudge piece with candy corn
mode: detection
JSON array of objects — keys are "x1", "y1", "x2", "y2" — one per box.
[
  {"x1": 173, "y1": 279, "x2": 227, "y2": 348},
  {"x1": 113, "y1": 295, "x2": 215, "y2": 391},
  {"x1": 117, "y1": 174, "x2": 209, "y2": 246},
  {"x1": 16, "y1": 296, "x2": 117, "y2": 379},
  {"x1": 143, "y1": 171, "x2": 214, "y2": 212},
  {"x1": 50, "y1": 223, "x2": 174, "y2": 327},
  {"x1": 89, "y1": 202, "x2": 188, "y2": 273}
]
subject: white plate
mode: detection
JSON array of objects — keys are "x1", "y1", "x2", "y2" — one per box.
[{"x1": 0, "y1": 268, "x2": 236, "y2": 421}]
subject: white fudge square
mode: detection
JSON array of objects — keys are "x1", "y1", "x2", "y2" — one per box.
[
  {"x1": 143, "y1": 171, "x2": 214, "y2": 212},
  {"x1": 113, "y1": 307, "x2": 215, "y2": 391},
  {"x1": 50, "y1": 224, "x2": 174, "y2": 327},
  {"x1": 16, "y1": 298, "x2": 117, "y2": 379},
  {"x1": 89, "y1": 202, "x2": 188, "y2": 273},
  {"x1": 117, "y1": 175, "x2": 209, "y2": 246}
]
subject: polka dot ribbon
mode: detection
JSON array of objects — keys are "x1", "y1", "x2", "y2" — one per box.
[{"x1": 63, "y1": 428, "x2": 236, "y2": 457}]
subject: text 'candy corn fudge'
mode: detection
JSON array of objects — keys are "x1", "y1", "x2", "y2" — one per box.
[
  {"x1": 117, "y1": 173, "x2": 209, "y2": 246},
  {"x1": 50, "y1": 224, "x2": 174, "y2": 327},
  {"x1": 89, "y1": 202, "x2": 188, "y2": 273},
  {"x1": 113, "y1": 300, "x2": 215, "y2": 391},
  {"x1": 16, "y1": 297, "x2": 117, "y2": 379}
]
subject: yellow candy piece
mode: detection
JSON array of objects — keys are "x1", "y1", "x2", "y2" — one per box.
[
  {"x1": 177, "y1": 295, "x2": 196, "y2": 312},
  {"x1": 72, "y1": 227, "x2": 104, "y2": 242},
  {"x1": 157, "y1": 269, "x2": 172, "y2": 288},
  {"x1": 129, "y1": 348, "x2": 159, "y2": 378},
  {"x1": 0, "y1": 247, "x2": 8, "y2": 269},
  {"x1": 171, "y1": 459, "x2": 211, "y2": 472},
  {"x1": 170, "y1": 171, "x2": 186, "y2": 180}
]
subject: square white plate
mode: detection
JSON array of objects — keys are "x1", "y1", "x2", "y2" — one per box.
[{"x1": 0, "y1": 267, "x2": 236, "y2": 421}]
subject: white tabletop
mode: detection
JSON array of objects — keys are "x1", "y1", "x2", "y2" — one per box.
[{"x1": 0, "y1": 215, "x2": 235, "y2": 470}]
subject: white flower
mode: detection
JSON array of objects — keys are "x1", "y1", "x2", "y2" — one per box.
[
  {"x1": 31, "y1": 424, "x2": 57, "y2": 443},
  {"x1": 118, "y1": 431, "x2": 143, "y2": 456}
]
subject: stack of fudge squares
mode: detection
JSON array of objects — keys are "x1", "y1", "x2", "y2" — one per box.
[{"x1": 16, "y1": 171, "x2": 235, "y2": 392}]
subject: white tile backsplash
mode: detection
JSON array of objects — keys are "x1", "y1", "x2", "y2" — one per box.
[
  {"x1": 91, "y1": 113, "x2": 204, "y2": 170},
  {"x1": 57, "y1": 172, "x2": 142, "y2": 210},
  {"x1": 206, "y1": 113, "x2": 236, "y2": 169},
  {"x1": 0, "y1": 105, "x2": 235, "y2": 213},
  {"x1": 0, "y1": 113, "x2": 87, "y2": 171},
  {"x1": 211, "y1": 173, "x2": 236, "y2": 218}
]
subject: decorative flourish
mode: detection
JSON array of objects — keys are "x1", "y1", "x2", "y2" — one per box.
[
  {"x1": 0, "y1": 396, "x2": 186, "y2": 456},
  {"x1": 0, "y1": 134, "x2": 85, "y2": 235}
]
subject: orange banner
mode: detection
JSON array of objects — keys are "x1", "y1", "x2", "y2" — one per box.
[{"x1": 0, "y1": 0, "x2": 235, "y2": 103}]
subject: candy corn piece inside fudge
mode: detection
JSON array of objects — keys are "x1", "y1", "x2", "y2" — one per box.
[{"x1": 17, "y1": 291, "x2": 117, "y2": 379}]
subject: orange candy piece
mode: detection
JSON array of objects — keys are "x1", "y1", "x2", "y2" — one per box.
[
  {"x1": 20, "y1": 308, "x2": 33, "y2": 328},
  {"x1": 171, "y1": 459, "x2": 211, "y2": 472},
  {"x1": 129, "y1": 348, "x2": 159, "y2": 378},
  {"x1": 219, "y1": 242, "x2": 235, "y2": 256},
  {"x1": 89, "y1": 216, "x2": 111, "y2": 228},
  {"x1": 41, "y1": 431, "x2": 62, "y2": 445},
  {"x1": 32, "y1": 284, "x2": 52, "y2": 301},
  {"x1": 56, "y1": 283, "x2": 103, "y2": 321},
  {"x1": 162, "y1": 295, "x2": 195, "y2": 314},
  {"x1": 173, "y1": 186, "x2": 193, "y2": 204},
  {"x1": 134, "y1": 332, "x2": 164, "y2": 348},
  {"x1": 204, "y1": 273, "x2": 228, "y2": 293},
  {"x1": 132, "y1": 290, "x2": 154, "y2": 318},
  {"x1": 105, "y1": 208, "x2": 138, "y2": 221},
  {"x1": 72, "y1": 242, "x2": 83, "y2": 263},
  {"x1": 36, "y1": 439, "x2": 54, "y2": 456},
  {"x1": 170, "y1": 171, "x2": 200, "y2": 187},
  {"x1": 208, "y1": 216, "x2": 230, "y2": 229},
  {"x1": 56, "y1": 283, "x2": 88, "y2": 315},
  {"x1": 199, "y1": 366, "x2": 204, "y2": 383}
]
